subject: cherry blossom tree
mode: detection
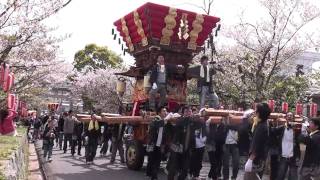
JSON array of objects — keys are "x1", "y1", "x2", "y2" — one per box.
[
  {"x1": 70, "y1": 68, "x2": 133, "y2": 113},
  {"x1": 0, "y1": 0, "x2": 72, "y2": 63},
  {"x1": 191, "y1": 0, "x2": 320, "y2": 107}
]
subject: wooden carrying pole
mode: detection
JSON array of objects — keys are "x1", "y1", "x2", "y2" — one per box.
[
  {"x1": 203, "y1": 109, "x2": 244, "y2": 117},
  {"x1": 203, "y1": 109, "x2": 301, "y2": 120},
  {"x1": 76, "y1": 114, "x2": 155, "y2": 124}
]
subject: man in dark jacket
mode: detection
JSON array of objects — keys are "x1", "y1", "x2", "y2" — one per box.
[
  {"x1": 244, "y1": 103, "x2": 271, "y2": 180},
  {"x1": 110, "y1": 122, "x2": 126, "y2": 164},
  {"x1": 100, "y1": 122, "x2": 111, "y2": 156},
  {"x1": 299, "y1": 117, "x2": 320, "y2": 180},
  {"x1": 57, "y1": 112, "x2": 66, "y2": 150},
  {"x1": 206, "y1": 119, "x2": 227, "y2": 179},
  {"x1": 84, "y1": 115, "x2": 101, "y2": 164},
  {"x1": 167, "y1": 106, "x2": 201, "y2": 180},
  {"x1": 148, "y1": 55, "x2": 180, "y2": 111},
  {"x1": 71, "y1": 121, "x2": 83, "y2": 156},
  {"x1": 271, "y1": 112, "x2": 301, "y2": 180},
  {"x1": 43, "y1": 118, "x2": 56, "y2": 162},
  {"x1": 146, "y1": 107, "x2": 167, "y2": 180},
  {"x1": 223, "y1": 119, "x2": 241, "y2": 180},
  {"x1": 197, "y1": 56, "x2": 219, "y2": 108},
  {"x1": 189, "y1": 119, "x2": 207, "y2": 179},
  {"x1": 63, "y1": 110, "x2": 76, "y2": 153}
]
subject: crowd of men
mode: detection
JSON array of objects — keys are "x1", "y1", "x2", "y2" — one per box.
[
  {"x1": 143, "y1": 104, "x2": 320, "y2": 180},
  {"x1": 20, "y1": 54, "x2": 320, "y2": 180},
  {"x1": 144, "y1": 54, "x2": 320, "y2": 180},
  {"x1": 24, "y1": 110, "x2": 127, "y2": 165}
]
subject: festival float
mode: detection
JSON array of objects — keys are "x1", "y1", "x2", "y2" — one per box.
[{"x1": 76, "y1": 2, "x2": 307, "y2": 171}]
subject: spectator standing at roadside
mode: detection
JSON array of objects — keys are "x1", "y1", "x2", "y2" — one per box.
[
  {"x1": 63, "y1": 110, "x2": 76, "y2": 153},
  {"x1": 43, "y1": 118, "x2": 56, "y2": 162}
]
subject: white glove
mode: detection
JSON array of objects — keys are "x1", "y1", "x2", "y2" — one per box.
[
  {"x1": 244, "y1": 159, "x2": 253, "y2": 172},
  {"x1": 206, "y1": 119, "x2": 211, "y2": 126},
  {"x1": 152, "y1": 83, "x2": 157, "y2": 89},
  {"x1": 301, "y1": 122, "x2": 309, "y2": 136},
  {"x1": 164, "y1": 113, "x2": 173, "y2": 121}
]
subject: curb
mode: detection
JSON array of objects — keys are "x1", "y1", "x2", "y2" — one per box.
[{"x1": 33, "y1": 141, "x2": 48, "y2": 180}]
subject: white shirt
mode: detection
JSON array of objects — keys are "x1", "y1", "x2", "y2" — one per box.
[
  {"x1": 225, "y1": 130, "x2": 238, "y2": 144},
  {"x1": 156, "y1": 127, "x2": 163, "y2": 147},
  {"x1": 281, "y1": 128, "x2": 294, "y2": 158},
  {"x1": 195, "y1": 135, "x2": 206, "y2": 148},
  {"x1": 195, "y1": 129, "x2": 207, "y2": 148}
]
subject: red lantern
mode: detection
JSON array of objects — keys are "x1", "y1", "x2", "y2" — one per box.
[
  {"x1": 7, "y1": 94, "x2": 15, "y2": 110},
  {"x1": 3, "y1": 73, "x2": 14, "y2": 92},
  {"x1": 282, "y1": 102, "x2": 289, "y2": 113},
  {"x1": 268, "y1": 100, "x2": 275, "y2": 112},
  {"x1": 310, "y1": 103, "x2": 318, "y2": 117},
  {"x1": 1, "y1": 64, "x2": 9, "y2": 90},
  {"x1": 295, "y1": 103, "x2": 303, "y2": 116},
  {"x1": 48, "y1": 103, "x2": 59, "y2": 111}
]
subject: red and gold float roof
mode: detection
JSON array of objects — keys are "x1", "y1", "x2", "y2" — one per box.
[{"x1": 114, "y1": 2, "x2": 220, "y2": 54}]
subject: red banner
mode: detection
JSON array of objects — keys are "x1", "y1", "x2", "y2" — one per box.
[
  {"x1": 282, "y1": 102, "x2": 289, "y2": 113},
  {"x1": 310, "y1": 103, "x2": 318, "y2": 117},
  {"x1": 268, "y1": 100, "x2": 275, "y2": 112},
  {"x1": 3, "y1": 73, "x2": 14, "y2": 92},
  {"x1": 48, "y1": 103, "x2": 59, "y2": 111},
  {"x1": 1, "y1": 64, "x2": 9, "y2": 91},
  {"x1": 295, "y1": 103, "x2": 303, "y2": 116},
  {"x1": 7, "y1": 94, "x2": 15, "y2": 110}
]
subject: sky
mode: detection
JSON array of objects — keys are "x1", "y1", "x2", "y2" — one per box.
[
  {"x1": 46, "y1": 0, "x2": 262, "y2": 65},
  {"x1": 46, "y1": 0, "x2": 320, "y2": 66}
]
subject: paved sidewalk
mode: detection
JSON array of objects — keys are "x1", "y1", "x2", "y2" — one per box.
[{"x1": 28, "y1": 143, "x2": 43, "y2": 180}]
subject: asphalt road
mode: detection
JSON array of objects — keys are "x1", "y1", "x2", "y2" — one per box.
[{"x1": 35, "y1": 141, "x2": 270, "y2": 180}]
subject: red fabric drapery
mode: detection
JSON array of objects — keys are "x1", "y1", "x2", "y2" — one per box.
[{"x1": 114, "y1": 2, "x2": 220, "y2": 49}]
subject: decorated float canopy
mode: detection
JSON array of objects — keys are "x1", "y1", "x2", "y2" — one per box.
[{"x1": 113, "y1": 2, "x2": 221, "y2": 56}]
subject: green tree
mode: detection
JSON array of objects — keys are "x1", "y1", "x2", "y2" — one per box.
[
  {"x1": 73, "y1": 44, "x2": 123, "y2": 73},
  {"x1": 271, "y1": 75, "x2": 309, "y2": 110}
]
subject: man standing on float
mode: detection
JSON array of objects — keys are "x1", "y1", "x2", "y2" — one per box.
[
  {"x1": 149, "y1": 54, "x2": 176, "y2": 111},
  {"x1": 197, "y1": 55, "x2": 219, "y2": 108}
]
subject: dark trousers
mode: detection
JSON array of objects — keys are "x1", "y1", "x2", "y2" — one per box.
[
  {"x1": 43, "y1": 142, "x2": 54, "y2": 159},
  {"x1": 167, "y1": 151, "x2": 191, "y2": 180},
  {"x1": 149, "y1": 83, "x2": 167, "y2": 111},
  {"x1": 58, "y1": 132, "x2": 64, "y2": 150},
  {"x1": 190, "y1": 147, "x2": 205, "y2": 177},
  {"x1": 222, "y1": 144, "x2": 240, "y2": 179},
  {"x1": 276, "y1": 157, "x2": 298, "y2": 180},
  {"x1": 270, "y1": 154, "x2": 279, "y2": 180},
  {"x1": 146, "y1": 147, "x2": 162, "y2": 180},
  {"x1": 110, "y1": 139, "x2": 125, "y2": 162},
  {"x1": 71, "y1": 137, "x2": 82, "y2": 155},
  {"x1": 208, "y1": 143, "x2": 223, "y2": 179},
  {"x1": 85, "y1": 139, "x2": 98, "y2": 162},
  {"x1": 100, "y1": 137, "x2": 110, "y2": 155},
  {"x1": 63, "y1": 133, "x2": 72, "y2": 152}
]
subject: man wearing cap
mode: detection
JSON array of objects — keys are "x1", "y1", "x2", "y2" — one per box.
[{"x1": 299, "y1": 117, "x2": 320, "y2": 180}]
